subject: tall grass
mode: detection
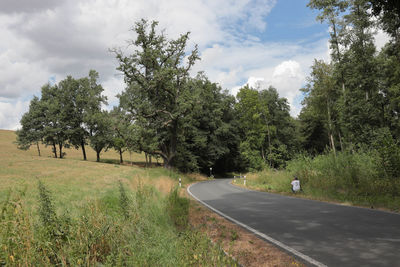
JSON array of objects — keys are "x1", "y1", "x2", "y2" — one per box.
[
  {"x1": 239, "y1": 150, "x2": 400, "y2": 211},
  {"x1": 0, "y1": 181, "x2": 235, "y2": 266}
]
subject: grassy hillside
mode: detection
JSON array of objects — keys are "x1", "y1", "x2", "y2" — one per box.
[
  {"x1": 0, "y1": 130, "x2": 175, "y2": 205},
  {"x1": 0, "y1": 130, "x2": 236, "y2": 266}
]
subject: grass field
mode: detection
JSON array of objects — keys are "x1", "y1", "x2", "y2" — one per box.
[
  {"x1": 0, "y1": 130, "x2": 238, "y2": 266},
  {"x1": 0, "y1": 130, "x2": 178, "y2": 207}
]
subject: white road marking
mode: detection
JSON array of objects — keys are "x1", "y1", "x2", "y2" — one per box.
[{"x1": 187, "y1": 182, "x2": 328, "y2": 267}]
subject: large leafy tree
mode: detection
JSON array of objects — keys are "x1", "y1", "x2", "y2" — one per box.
[
  {"x1": 171, "y1": 75, "x2": 241, "y2": 173},
  {"x1": 87, "y1": 110, "x2": 113, "y2": 162},
  {"x1": 115, "y1": 19, "x2": 199, "y2": 168},
  {"x1": 15, "y1": 96, "x2": 44, "y2": 156},
  {"x1": 236, "y1": 86, "x2": 269, "y2": 170},
  {"x1": 301, "y1": 60, "x2": 341, "y2": 153}
]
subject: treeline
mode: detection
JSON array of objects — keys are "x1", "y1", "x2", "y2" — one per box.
[
  {"x1": 299, "y1": 0, "x2": 400, "y2": 179},
  {"x1": 16, "y1": 19, "x2": 296, "y2": 174},
  {"x1": 17, "y1": 0, "x2": 400, "y2": 177}
]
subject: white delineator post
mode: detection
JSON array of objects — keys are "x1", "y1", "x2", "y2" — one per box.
[
  {"x1": 179, "y1": 178, "x2": 182, "y2": 188},
  {"x1": 244, "y1": 176, "x2": 246, "y2": 186}
]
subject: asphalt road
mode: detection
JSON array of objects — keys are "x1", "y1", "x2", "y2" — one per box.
[{"x1": 188, "y1": 179, "x2": 400, "y2": 267}]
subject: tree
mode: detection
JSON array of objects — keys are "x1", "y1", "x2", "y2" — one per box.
[
  {"x1": 369, "y1": 0, "x2": 400, "y2": 40},
  {"x1": 87, "y1": 110, "x2": 113, "y2": 162},
  {"x1": 110, "y1": 107, "x2": 130, "y2": 164},
  {"x1": 236, "y1": 86, "x2": 269, "y2": 170},
  {"x1": 170, "y1": 75, "x2": 241, "y2": 173},
  {"x1": 16, "y1": 96, "x2": 44, "y2": 156},
  {"x1": 301, "y1": 60, "x2": 340, "y2": 153},
  {"x1": 40, "y1": 83, "x2": 70, "y2": 158},
  {"x1": 66, "y1": 70, "x2": 107, "y2": 161},
  {"x1": 259, "y1": 87, "x2": 299, "y2": 167},
  {"x1": 115, "y1": 19, "x2": 199, "y2": 168}
]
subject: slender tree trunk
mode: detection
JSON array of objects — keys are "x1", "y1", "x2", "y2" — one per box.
[
  {"x1": 327, "y1": 100, "x2": 336, "y2": 157},
  {"x1": 261, "y1": 144, "x2": 265, "y2": 160},
  {"x1": 119, "y1": 149, "x2": 123, "y2": 164},
  {"x1": 59, "y1": 143, "x2": 63, "y2": 158},
  {"x1": 96, "y1": 150, "x2": 100, "y2": 162},
  {"x1": 81, "y1": 140, "x2": 87, "y2": 161},
  {"x1": 52, "y1": 142, "x2": 57, "y2": 158},
  {"x1": 267, "y1": 124, "x2": 272, "y2": 167},
  {"x1": 145, "y1": 153, "x2": 148, "y2": 167},
  {"x1": 330, "y1": 134, "x2": 336, "y2": 156},
  {"x1": 339, "y1": 131, "x2": 344, "y2": 151},
  {"x1": 36, "y1": 142, "x2": 41, "y2": 157}
]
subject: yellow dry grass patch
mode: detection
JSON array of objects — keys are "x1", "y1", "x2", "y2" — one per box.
[{"x1": 0, "y1": 130, "x2": 178, "y2": 209}]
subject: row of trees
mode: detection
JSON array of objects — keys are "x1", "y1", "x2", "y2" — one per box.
[
  {"x1": 299, "y1": 0, "x2": 400, "y2": 178},
  {"x1": 17, "y1": 0, "x2": 400, "y2": 176},
  {"x1": 16, "y1": 19, "x2": 296, "y2": 173},
  {"x1": 16, "y1": 71, "x2": 110, "y2": 162}
]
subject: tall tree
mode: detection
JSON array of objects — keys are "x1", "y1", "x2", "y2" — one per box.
[
  {"x1": 236, "y1": 86, "x2": 269, "y2": 170},
  {"x1": 16, "y1": 96, "x2": 44, "y2": 156},
  {"x1": 87, "y1": 110, "x2": 113, "y2": 162},
  {"x1": 301, "y1": 60, "x2": 340, "y2": 153},
  {"x1": 67, "y1": 70, "x2": 107, "y2": 161},
  {"x1": 40, "y1": 83, "x2": 69, "y2": 158},
  {"x1": 115, "y1": 19, "x2": 199, "y2": 168}
]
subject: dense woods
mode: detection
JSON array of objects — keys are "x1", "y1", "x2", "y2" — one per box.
[{"x1": 16, "y1": 1, "x2": 400, "y2": 180}]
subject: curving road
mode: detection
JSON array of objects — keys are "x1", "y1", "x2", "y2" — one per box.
[{"x1": 188, "y1": 179, "x2": 400, "y2": 267}]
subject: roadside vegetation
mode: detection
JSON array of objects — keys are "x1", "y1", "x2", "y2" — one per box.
[
  {"x1": 234, "y1": 149, "x2": 400, "y2": 211},
  {"x1": 0, "y1": 130, "x2": 238, "y2": 266}
]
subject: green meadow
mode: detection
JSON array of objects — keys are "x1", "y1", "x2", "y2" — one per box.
[{"x1": 0, "y1": 130, "x2": 235, "y2": 266}]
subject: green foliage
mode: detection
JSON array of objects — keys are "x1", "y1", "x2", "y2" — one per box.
[
  {"x1": 286, "y1": 150, "x2": 400, "y2": 208},
  {"x1": 115, "y1": 19, "x2": 200, "y2": 168},
  {"x1": 236, "y1": 86, "x2": 298, "y2": 170},
  {"x1": 372, "y1": 128, "x2": 400, "y2": 180},
  {"x1": 0, "y1": 182, "x2": 234, "y2": 266}
]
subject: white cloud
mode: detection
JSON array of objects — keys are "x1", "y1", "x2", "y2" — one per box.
[
  {"x1": 1, "y1": 0, "x2": 331, "y2": 128},
  {"x1": 0, "y1": 101, "x2": 30, "y2": 130},
  {"x1": 374, "y1": 28, "x2": 390, "y2": 51}
]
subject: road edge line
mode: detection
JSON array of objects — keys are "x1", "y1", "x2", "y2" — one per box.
[{"x1": 187, "y1": 182, "x2": 327, "y2": 267}]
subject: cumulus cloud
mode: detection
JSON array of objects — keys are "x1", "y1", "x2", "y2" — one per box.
[
  {"x1": 2, "y1": 0, "x2": 331, "y2": 129},
  {"x1": 0, "y1": 101, "x2": 30, "y2": 130}
]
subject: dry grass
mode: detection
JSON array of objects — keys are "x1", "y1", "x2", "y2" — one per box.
[{"x1": 0, "y1": 130, "x2": 176, "y2": 210}]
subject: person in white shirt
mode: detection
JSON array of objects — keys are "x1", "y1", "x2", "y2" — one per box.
[{"x1": 291, "y1": 176, "x2": 301, "y2": 193}]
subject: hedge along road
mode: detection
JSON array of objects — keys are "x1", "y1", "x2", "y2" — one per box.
[{"x1": 187, "y1": 179, "x2": 400, "y2": 267}]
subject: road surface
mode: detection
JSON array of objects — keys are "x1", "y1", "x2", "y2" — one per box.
[{"x1": 188, "y1": 179, "x2": 400, "y2": 267}]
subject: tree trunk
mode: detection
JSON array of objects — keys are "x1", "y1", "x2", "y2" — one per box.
[
  {"x1": 145, "y1": 153, "x2": 148, "y2": 167},
  {"x1": 267, "y1": 124, "x2": 272, "y2": 167},
  {"x1": 96, "y1": 150, "x2": 100, "y2": 162},
  {"x1": 330, "y1": 134, "x2": 336, "y2": 157},
  {"x1": 81, "y1": 140, "x2": 87, "y2": 161},
  {"x1": 59, "y1": 143, "x2": 63, "y2": 158},
  {"x1": 36, "y1": 142, "x2": 41, "y2": 157},
  {"x1": 339, "y1": 131, "x2": 344, "y2": 151},
  {"x1": 53, "y1": 142, "x2": 57, "y2": 158},
  {"x1": 327, "y1": 100, "x2": 336, "y2": 157},
  {"x1": 119, "y1": 149, "x2": 123, "y2": 164}
]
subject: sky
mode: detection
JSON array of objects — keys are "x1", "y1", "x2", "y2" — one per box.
[{"x1": 0, "y1": 0, "x2": 388, "y2": 130}]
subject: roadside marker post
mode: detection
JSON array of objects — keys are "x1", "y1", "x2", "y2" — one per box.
[
  {"x1": 179, "y1": 178, "x2": 182, "y2": 188},
  {"x1": 244, "y1": 176, "x2": 246, "y2": 186}
]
